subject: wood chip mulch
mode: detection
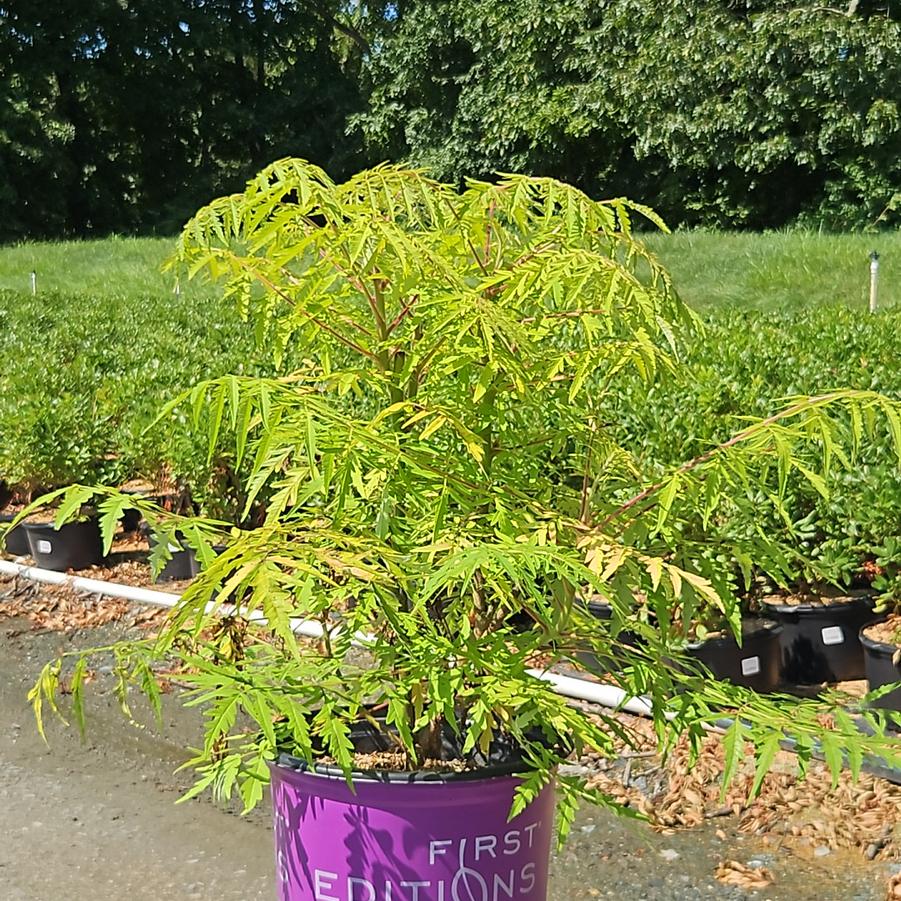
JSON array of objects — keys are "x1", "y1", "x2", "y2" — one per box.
[
  {"x1": 585, "y1": 732, "x2": 901, "y2": 861},
  {"x1": 715, "y1": 859, "x2": 775, "y2": 890},
  {"x1": 887, "y1": 873, "x2": 901, "y2": 900},
  {"x1": 0, "y1": 576, "x2": 168, "y2": 633}
]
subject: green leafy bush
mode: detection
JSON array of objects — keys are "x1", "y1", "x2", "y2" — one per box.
[
  {"x1": 30, "y1": 162, "x2": 901, "y2": 833},
  {"x1": 603, "y1": 306, "x2": 901, "y2": 596},
  {"x1": 0, "y1": 287, "x2": 283, "y2": 514}
]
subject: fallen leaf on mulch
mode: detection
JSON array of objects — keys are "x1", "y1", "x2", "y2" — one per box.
[
  {"x1": 0, "y1": 579, "x2": 131, "y2": 630},
  {"x1": 715, "y1": 860, "x2": 774, "y2": 890},
  {"x1": 585, "y1": 731, "x2": 901, "y2": 861},
  {"x1": 887, "y1": 873, "x2": 901, "y2": 900}
]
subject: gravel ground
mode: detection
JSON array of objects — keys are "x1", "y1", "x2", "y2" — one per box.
[{"x1": 0, "y1": 606, "x2": 897, "y2": 900}]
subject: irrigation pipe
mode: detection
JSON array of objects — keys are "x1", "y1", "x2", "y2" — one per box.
[
  {"x1": 1, "y1": 558, "x2": 898, "y2": 784},
  {"x1": 0, "y1": 558, "x2": 329, "y2": 640},
  {"x1": 0, "y1": 559, "x2": 656, "y2": 715}
]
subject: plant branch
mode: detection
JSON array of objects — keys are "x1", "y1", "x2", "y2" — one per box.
[
  {"x1": 387, "y1": 294, "x2": 419, "y2": 334},
  {"x1": 597, "y1": 391, "x2": 866, "y2": 531},
  {"x1": 230, "y1": 254, "x2": 381, "y2": 363}
]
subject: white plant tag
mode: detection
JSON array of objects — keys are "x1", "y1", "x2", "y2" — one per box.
[
  {"x1": 167, "y1": 542, "x2": 181, "y2": 553},
  {"x1": 741, "y1": 656, "x2": 761, "y2": 676},
  {"x1": 36, "y1": 540, "x2": 52, "y2": 554},
  {"x1": 821, "y1": 626, "x2": 844, "y2": 646}
]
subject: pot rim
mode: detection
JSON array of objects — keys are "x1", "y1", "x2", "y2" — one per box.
[
  {"x1": 273, "y1": 751, "x2": 535, "y2": 784},
  {"x1": 20, "y1": 516, "x2": 99, "y2": 530},
  {"x1": 859, "y1": 622, "x2": 900, "y2": 657},
  {"x1": 760, "y1": 593, "x2": 875, "y2": 615},
  {"x1": 685, "y1": 618, "x2": 782, "y2": 650}
]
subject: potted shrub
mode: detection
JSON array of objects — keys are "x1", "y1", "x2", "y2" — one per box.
[
  {"x1": 858, "y1": 545, "x2": 901, "y2": 718},
  {"x1": 860, "y1": 617, "x2": 901, "y2": 719},
  {"x1": 0, "y1": 512, "x2": 31, "y2": 556},
  {"x1": 0, "y1": 484, "x2": 33, "y2": 557},
  {"x1": 680, "y1": 613, "x2": 784, "y2": 694},
  {"x1": 759, "y1": 586, "x2": 876, "y2": 684},
  {"x1": 21, "y1": 508, "x2": 105, "y2": 571},
  {"x1": 28, "y1": 162, "x2": 901, "y2": 899}
]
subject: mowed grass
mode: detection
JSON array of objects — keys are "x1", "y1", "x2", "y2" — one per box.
[
  {"x1": 0, "y1": 230, "x2": 899, "y2": 311},
  {"x1": 644, "y1": 230, "x2": 901, "y2": 311},
  {"x1": 0, "y1": 236, "x2": 215, "y2": 300}
]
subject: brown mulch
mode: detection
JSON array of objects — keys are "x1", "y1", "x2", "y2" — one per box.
[
  {"x1": 763, "y1": 589, "x2": 871, "y2": 608},
  {"x1": 585, "y1": 732, "x2": 901, "y2": 861},
  {"x1": 20, "y1": 507, "x2": 68, "y2": 525},
  {"x1": 316, "y1": 750, "x2": 471, "y2": 774},
  {"x1": 0, "y1": 577, "x2": 168, "y2": 633},
  {"x1": 715, "y1": 859, "x2": 775, "y2": 890},
  {"x1": 864, "y1": 616, "x2": 901, "y2": 649},
  {"x1": 888, "y1": 873, "x2": 901, "y2": 900},
  {"x1": 0, "y1": 524, "x2": 184, "y2": 633}
]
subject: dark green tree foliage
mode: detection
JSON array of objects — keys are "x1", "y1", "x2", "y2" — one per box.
[
  {"x1": 0, "y1": 1, "x2": 365, "y2": 239},
  {"x1": 356, "y1": 0, "x2": 901, "y2": 228},
  {"x1": 2, "y1": 1, "x2": 899, "y2": 235}
]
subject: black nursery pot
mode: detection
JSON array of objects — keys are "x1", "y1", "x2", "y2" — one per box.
[
  {"x1": 120, "y1": 508, "x2": 143, "y2": 533},
  {"x1": 685, "y1": 619, "x2": 782, "y2": 692},
  {"x1": 22, "y1": 518, "x2": 103, "y2": 571},
  {"x1": 860, "y1": 626, "x2": 901, "y2": 720},
  {"x1": 118, "y1": 490, "x2": 166, "y2": 533},
  {"x1": 147, "y1": 532, "x2": 199, "y2": 582},
  {"x1": 0, "y1": 513, "x2": 30, "y2": 557},
  {"x1": 762, "y1": 593, "x2": 875, "y2": 684},
  {"x1": 576, "y1": 600, "x2": 642, "y2": 674}
]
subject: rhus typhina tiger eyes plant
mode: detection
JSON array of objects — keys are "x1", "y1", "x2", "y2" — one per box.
[{"x1": 30, "y1": 161, "x2": 901, "y2": 836}]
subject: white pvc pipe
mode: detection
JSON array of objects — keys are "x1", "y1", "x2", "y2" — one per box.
[
  {"x1": 869, "y1": 251, "x2": 880, "y2": 314},
  {"x1": 0, "y1": 559, "x2": 183, "y2": 607},
  {"x1": 0, "y1": 559, "x2": 330, "y2": 641},
  {"x1": 528, "y1": 668, "x2": 660, "y2": 718},
  {"x1": 0, "y1": 559, "x2": 654, "y2": 715}
]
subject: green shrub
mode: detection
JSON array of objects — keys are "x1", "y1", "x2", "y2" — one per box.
[
  {"x1": 0, "y1": 287, "x2": 282, "y2": 512},
  {"x1": 31, "y1": 162, "x2": 901, "y2": 832}
]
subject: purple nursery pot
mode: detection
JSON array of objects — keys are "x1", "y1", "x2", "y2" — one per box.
[{"x1": 269, "y1": 759, "x2": 556, "y2": 901}]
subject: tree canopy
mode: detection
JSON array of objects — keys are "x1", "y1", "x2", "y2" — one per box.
[{"x1": 2, "y1": 1, "x2": 898, "y2": 239}]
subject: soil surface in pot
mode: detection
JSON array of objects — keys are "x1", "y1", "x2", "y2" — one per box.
[
  {"x1": 23, "y1": 506, "x2": 96, "y2": 525},
  {"x1": 862, "y1": 616, "x2": 901, "y2": 647},
  {"x1": 292, "y1": 713, "x2": 556, "y2": 780},
  {"x1": 119, "y1": 479, "x2": 158, "y2": 494},
  {"x1": 764, "y1": 588, "x2": 873, "y2": 608}
]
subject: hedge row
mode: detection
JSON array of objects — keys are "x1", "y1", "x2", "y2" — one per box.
[
  {"x1": 3, "y1": 288, "x2": 901, "y2": 587},
  {"x1": 604, "y1": 306, "x2": 901, "y2": 589},
  {"x1": 0, "y1": 288, "x2": 287, "y2": 517}
]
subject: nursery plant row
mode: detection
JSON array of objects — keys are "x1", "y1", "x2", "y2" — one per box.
[
  {"x1": 5, "y1": 287, "x2": 901, "y2": 570},
  {"x1": 3, "y1": 502, "x2": 898, "y2": 715},
  {"x1": 2, "y1": 289, "x2": 901, "y2": 714}
]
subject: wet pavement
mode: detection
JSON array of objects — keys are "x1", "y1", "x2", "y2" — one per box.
[{"x1": 0, "y1": 617, "x2": 896, "y2": 900}]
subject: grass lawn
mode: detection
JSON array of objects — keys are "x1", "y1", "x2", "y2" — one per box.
[
  {"x1": 0, "y1": 236, "x2": 213, "y2": 301},
  {"x1": 644, "y1": 230, "x2": 901, "y2": 311},
  {"x1": 0, "y1": 230, "x2": 898, "y2": 311}
]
